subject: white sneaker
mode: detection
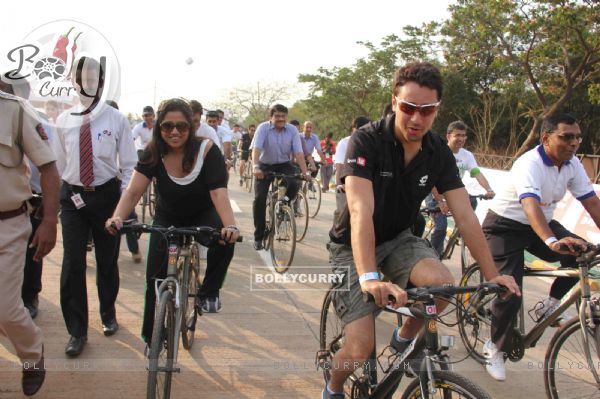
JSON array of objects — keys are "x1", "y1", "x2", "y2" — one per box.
[{"x1": 483, "y1": 339, "x2": 506, "y2": 381}]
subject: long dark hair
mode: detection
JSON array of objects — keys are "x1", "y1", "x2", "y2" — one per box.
[{"x1": 142, "y1": 98, "x2": 201, "y2": 173}]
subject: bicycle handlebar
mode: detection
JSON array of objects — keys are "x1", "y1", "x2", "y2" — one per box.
[
  {"x1": 117, "y1": 221, "x2": 243, "y2": 246},
  {"x1": 264, "y1": 171, "x2": 304, "y2": 179}
]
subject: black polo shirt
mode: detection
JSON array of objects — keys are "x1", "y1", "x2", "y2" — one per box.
[
  {"x1": 240, "y1": 133, "x2": 252, "y2": 152},
  {"x1": 329, "y1": 114, "x2": 463, "y2": 246}
]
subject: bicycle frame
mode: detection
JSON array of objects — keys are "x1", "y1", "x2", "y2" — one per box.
[
  {"x1": 365, "y1": 301, "x2": 451, "y2": 399},
  {"x1": 518, "y1": 265, "x2": 600, "y2": 382}
]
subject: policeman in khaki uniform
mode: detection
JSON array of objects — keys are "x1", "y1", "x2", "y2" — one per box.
[{"x1": 0, "y1": 90, "x2": 60, "y2": 396}]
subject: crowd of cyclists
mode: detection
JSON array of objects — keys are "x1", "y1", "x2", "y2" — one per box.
[{"x1": 1, "y1": 57, "x2": 599, "y2": 397}]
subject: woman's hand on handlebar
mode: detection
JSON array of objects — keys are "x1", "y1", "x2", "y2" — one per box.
[
  {"x1": 361, "y1": 280, "x2": 407, "y2": 309},
  {"x1": 220, "y1": 225, "x2": 240, "y2": 244},
  {"x1": 104, "y1": 216, "x2": 123, "y2": 235}
]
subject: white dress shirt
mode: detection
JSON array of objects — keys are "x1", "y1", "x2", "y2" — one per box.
[
  {"x1": 195, "y1": 122, "x2": 223, "y2": 151},
  {"x1": 131, "y1": 121, "x2": 153, "y2": 151},
  {"x1": 54, "y1": 103, "x2": 137, "y2": 191}
]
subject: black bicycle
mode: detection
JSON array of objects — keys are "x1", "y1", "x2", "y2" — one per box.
[
  {"x1": 119, "y1": 222, "x2": 241, "y2": 399},
  {"x1": 317, "y1": 283, "x2": 505, "y2": 398}
]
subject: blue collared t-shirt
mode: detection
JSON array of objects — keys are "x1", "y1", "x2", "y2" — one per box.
[
  {"x1": 490, "y1": 145, "x2": 595, "y2": 224},
  {"x1": 253, "y1": 121, "x2": 303, "y2": 165},
  {"x1": 300, "y1": 133, "x2": 322, "y2": 157}
]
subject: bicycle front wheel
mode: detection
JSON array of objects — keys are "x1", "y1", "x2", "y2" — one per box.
[
  {"x1": 401, "y1": 370, "x2": 492, "y2": 399},
  {"x1": 181, "y1": 245, "x2": 202, "y2": 350},
  {"x1": 270, "y1": 204, "x2": 296, "y2": 272},
  {"x1": 306, "y1": 180, "x2": 322, "y2": 218},
  {"x1": 294, "y1": 190, "x2": 309, "y2": 242},
  {"x1": 544, "y1": 316, "x2": 600, "y2": 399},
  {"x1": 147, "y1": 290, "x2": 176, "y2": 399},
  {"x1": 457, "y1": 263, "x2": 492, "y2": 364}
]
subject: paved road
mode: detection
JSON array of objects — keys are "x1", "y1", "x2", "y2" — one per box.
[{"x1": 0, "y1": 173, "x2": 581, "y2": 398}]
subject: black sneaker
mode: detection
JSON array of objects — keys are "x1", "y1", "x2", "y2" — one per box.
[
  {"x1": 389, "y1": 327, "x2": 423, "y2": 378},
  {"x1": 253, "y1": 241, "x2": 264, "y2": 251}
]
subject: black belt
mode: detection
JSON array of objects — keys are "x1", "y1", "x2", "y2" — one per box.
[
  {"x1": 67, "y1": 178, "x2": 119, "y2": 193},
  {"x1": 0, "y1": 202, "x2": 27, "y2": 220}
]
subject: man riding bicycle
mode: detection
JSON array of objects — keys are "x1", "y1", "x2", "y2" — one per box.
[
  {"x1": 324, "y1": 62, "x2": 519, "y2": 399},
  {"x1": 426, "y1": 120, "x2": 495, "y2": 257},
  {"x1": 299, "y1": 120, "x2": 326, "y2": 177},
  {"x1": 481, "y1": 113, "x2": 600, "y2": 381},
  {"x1": 252, "y1": 104, "x2": 310, "y2": 250},
  {"x1": 238, "y1": 124, "x2": 255, "y2": 185}
]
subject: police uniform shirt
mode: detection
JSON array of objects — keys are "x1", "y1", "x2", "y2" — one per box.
[
  {"x1": 329, "y1": 114, "x2": 464, "y2": 245},
  {"x1": 0, "y1": 93, "x2": 56, "y2": 211},
  {"x1": 54, "y1": 103, "x2": 137, "y2": 191}
]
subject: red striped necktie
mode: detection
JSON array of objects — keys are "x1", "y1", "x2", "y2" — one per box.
[{"x1": 79, "y1": 116, "x2": 94, "y2": 187}]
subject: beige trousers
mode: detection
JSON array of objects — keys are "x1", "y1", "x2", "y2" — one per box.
[{"x1": 0, "y1": 213, "x2": 43, "y2": 363}]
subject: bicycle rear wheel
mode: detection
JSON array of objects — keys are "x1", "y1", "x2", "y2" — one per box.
[
  {"x1": 401, "y1": 370, "x2": 492, "y2": 399},
  {"x1": 544, "y1": 316, "x2": 600, "y2": 399},
  {"x1": 270, "y1": 204, "x2": 296, "y2": 272},
  {"x1": 457, "y1": 263, "x2": 492, "y2": 364},
  {"x1": 181, "y1": 245, "x2": 201, "y2": 350},
  {"x1": 306, "y1": 180, "x2": 322, "y2": 218},
  {"x1": 294, "y1": 191, "x2": 309, "y2": 242},
  {"x1": 319, "y1": 288, "x2": 365, "y2": 397},
  {"x1": 147, "y1": 290, "x2": 176, "y2": 399}
]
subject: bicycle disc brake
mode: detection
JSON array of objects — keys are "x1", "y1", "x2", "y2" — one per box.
[{"x1": 507, "y1": 327, "x2": 524, "y2": 362}]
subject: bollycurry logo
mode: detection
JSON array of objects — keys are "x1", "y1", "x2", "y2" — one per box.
[{"x1": 1, "y1": 19, "x2": 121, "y2": 126}]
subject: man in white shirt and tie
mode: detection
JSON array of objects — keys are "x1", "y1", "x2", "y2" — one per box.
[{"x1": 53, "y1": 56, "x2": 137, "y2": 357}]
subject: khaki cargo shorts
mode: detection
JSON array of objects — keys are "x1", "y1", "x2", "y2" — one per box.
[{"x1": 328, "y1": 228, "x2": 439, "y2": 326}]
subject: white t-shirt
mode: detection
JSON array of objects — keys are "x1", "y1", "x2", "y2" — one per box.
[
  {"x1": 216, "y1": 125, "x2": 232, "y2": 145},
  {"x1": 334, "y1": 135, "x2": 351, "y2": 165},
  {"x1": 490, "y1": 145, "x2": 595, "y2": 225},
  {"x1": 453, "y1": 148, "x2": 479, "y2": 179},
  {"x1": 131, "y1": 121, "x2": 153, "y2": 151},
  {"x1": 195, "y1": 122, "x2": 223, "y2": 152}
]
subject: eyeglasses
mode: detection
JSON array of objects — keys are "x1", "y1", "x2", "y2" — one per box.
[
  {"x1": 555, "y1": 133, "x2": 583, "y2": 143},
  {"x1": 160, "y1": 121, "x2": 190, "y2": 133},
  {"x1": 395, "y1": 98, "x2": 440, "y2": 117},
  {"x1": 142, "y1": 113, "x2": 153, "y2": 117}
]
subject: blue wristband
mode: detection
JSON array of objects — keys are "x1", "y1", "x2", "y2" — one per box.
[{"x1": 359, "y1": 272, "x2": 381, "y2": 285}]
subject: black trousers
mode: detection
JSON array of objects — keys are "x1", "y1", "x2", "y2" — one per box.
[
  {"x1": 253, "y1": 162, "x2": 300, "y2": 241},
  {"x1": 141, "y1": 208, "x2": 235, "y2": 343},
  {"x1": 482, "y1": 210, "x2": 579, "y2": 352},
  {"x1": 22, "y1": 215, "x2": 42, "y2": 305},
  {"x1": 59, "y1": 179, "x2": 121, "y2": 338}
]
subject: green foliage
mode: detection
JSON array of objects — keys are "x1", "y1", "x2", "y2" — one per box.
[{"x1": 295, "y1": 0, "x2": 600, "y2": 155}]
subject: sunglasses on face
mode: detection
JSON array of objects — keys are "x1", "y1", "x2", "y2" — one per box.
[
  {"x1": 395, "y1": 98, "x2": 440, "y2": 117},
  {"x1": 555, "y1": 133, "x2": 583, "y2": 144},
  {"x1": 160, "y1": 121, "x2": 190, "y2": 133}
]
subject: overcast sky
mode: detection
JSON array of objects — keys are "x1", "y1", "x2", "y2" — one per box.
[{"x1": 1, "y1": 0, "x2": 454, "y2": 115}]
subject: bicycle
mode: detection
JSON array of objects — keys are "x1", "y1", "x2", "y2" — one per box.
[
  {"x1": 260, "y1": 172, "x2": 307, "y2": 272},
  {"x1": 140, "y1": 179, "x2": 157, "y2": 223},
  {"x1": 118, "y1": 222, "x2": 241, "y2": 399},
  {"x1": 316, "y1": 283, "x2": 505, "y2": 399},
  {"x1": 242, "y1": 157, "x2": 254, "y2": 193},
  {"x1": 457, "y1": 244, "x2": 600, "y2": 399},
  {"x1": 421, "y1": 194, "x2": 488, "y2": 273},
  {"x1": 302, "y1": 162, "x2": 322, "y2": 218}
]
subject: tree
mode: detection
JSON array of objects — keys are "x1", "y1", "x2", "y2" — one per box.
[
  {"x1": 444, "y1": 0, "x2": 600, "y2": 156},
  {"x1": 213, "y1": 81, "x2": 295, "y2": 127}
]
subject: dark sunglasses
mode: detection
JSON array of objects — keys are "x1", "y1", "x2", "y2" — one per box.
[
  {"x1": 555, "y1": 133, "x2": 583, "y2": 144},
  {"x1": 396, "y1": 98, "x2": 440, "y2": 117},
  {"x1": 160, "y1": 121, "x2": 190, "y2": 133}
]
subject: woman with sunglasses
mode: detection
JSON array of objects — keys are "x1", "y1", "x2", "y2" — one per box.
[{"x1": 105, "y1": 98, "x2": 239, "y2": 346}]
